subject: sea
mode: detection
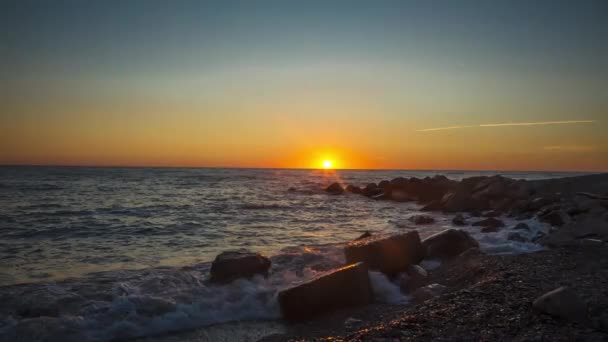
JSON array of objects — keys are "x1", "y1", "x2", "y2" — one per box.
[{"x1": 0, "y1": 166, "x2": 593, "y2": 341}]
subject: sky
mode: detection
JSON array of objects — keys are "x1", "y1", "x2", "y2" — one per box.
[{"x1": 1, "y1": 0, "x2": 607, "y2": 171}]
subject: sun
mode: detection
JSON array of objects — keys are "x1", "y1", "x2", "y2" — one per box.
[{"x1": 322, "y1": 160, "x2": 333, "y2": 169}]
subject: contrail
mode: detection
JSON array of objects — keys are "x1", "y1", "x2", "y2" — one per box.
[{"x1": 417, "y1": 120, "x2": 596, "y2": 132}]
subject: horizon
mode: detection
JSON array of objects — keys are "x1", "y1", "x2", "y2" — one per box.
[
  {"x1": 2, "y1": 1, "x2": 607, "y2": 171},
  {"x1": 0, "y1": 163, "x2": 604, "y2": 173}
]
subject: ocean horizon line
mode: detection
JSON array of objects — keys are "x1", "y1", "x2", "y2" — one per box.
[{"x1": 0, "y1": 164, "x2": 605, "y2": 174}]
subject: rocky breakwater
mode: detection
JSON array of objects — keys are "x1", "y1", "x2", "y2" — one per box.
[
  {"x1": 326, "y1": 173, "x2": 608, "y2": 247},
  {"x1": 276, "y1": 229, "x2": 481, "y2": 321}
]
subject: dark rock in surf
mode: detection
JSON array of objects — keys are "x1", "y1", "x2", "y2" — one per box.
[
  {"x1": 344, "y1": 232, "x2": 425, "y2": 275},
  {"x1": 422, "y1": 229, "x2": 479, "y2": 259},
  {"x1": 508, "y1": 232, "x2": 528, "y2": 242},
  {"x1": 278, "y1": 262, "x2": 372, "y2": 321},
  {"x1": 345, "y1": 184, "x2": 361, "y2": 194},
  {"x1": 355, "y1": 231, "x2": 372, "y2": 241},
  {"x1": 408, "y1": 215, "x2": 435, "y2": 225},
  {"x1": 209, "y1": 250, "x2": 271, "y2": 283},
  {"x1": 539, "y1": 210, "x2": 565, "y2": 227},
  {"x1": 362, "y1": 183, "x2": 383, "y2": 198},
  {"x1": 325, "y1": 182, "x2": 344, "y2": 195},
  {"x1": 452, "y1": 214, "x2": 467, "y2": 226},
  {"x1": 473, "y1": 217, "x2": 505, "y2": 230}
]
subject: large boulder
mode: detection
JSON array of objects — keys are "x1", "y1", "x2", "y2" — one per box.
[
  {"x1": 325, "y1": 182, "x2": 344, "y2": 195},
  {"x1": 422, "y1": 229, "x2": 479, "y2": 259},
  {"x1": 209, "y1": 250, "x2": 271, "y2": 283},
  {"x1": 533, "y1": 287, "x2": 587, "y2": 323},
  {"x1": 278, "y1": 262, "x2": 372, "y2": 321},
  {"x1": 344, "y1": 232, "x2": 425, "y2": 275}
]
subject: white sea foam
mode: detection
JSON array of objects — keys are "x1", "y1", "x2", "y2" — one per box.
[{"x1": 368, "y1": 271, "x2": 410, "y2": 305}]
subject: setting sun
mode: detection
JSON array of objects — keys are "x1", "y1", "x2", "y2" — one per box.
[{"x1": 322, "y1": 160, "x2": 333, "y2": 169}]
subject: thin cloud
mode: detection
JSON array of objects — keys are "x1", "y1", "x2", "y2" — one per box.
[
  {"x1": 417, "y1": 120, "x2": 596, "y2": 132},
  {"x1": 543, "y1": 145, "x2": 596, "y2": 152}
]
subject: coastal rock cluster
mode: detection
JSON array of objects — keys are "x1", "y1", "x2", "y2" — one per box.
[
  {"x1": 210, "y1": 228, "x2": 480, "y2": 321},
  {"x1": 210, "y1": 174, "x2": 607, "y2": 326},
  {"x1": 326, "y1": 174, "x2": 608, "y2": 246}
]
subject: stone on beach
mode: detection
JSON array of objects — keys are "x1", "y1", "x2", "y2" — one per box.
[
  {"x1": 209, "y1": 249, "x2": 271, "y2": 283},
  {"x1": 278, "y1": 262, "x2": 372, "y2": 321},
  {"x1": 533, "y1": 287, "x2": 587, "y2": 323},
  {"x1": 344, "y1": 232, "x2": 425, "y2": 275},
  {"x1": 422, "y1": 229, "x2": 479, "y2": 259},
  {"x1": 411, "y1": 283, "x2": 447, "y2": 303}
]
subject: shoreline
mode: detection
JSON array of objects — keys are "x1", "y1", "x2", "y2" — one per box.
[{"x1": 258, "y1": 244, "x2": 608, "y2": 341}]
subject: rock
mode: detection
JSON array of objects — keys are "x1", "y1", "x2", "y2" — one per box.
[
  {"x1": 355, "y1": 231, "x2": 372, "y2": 240},
  {"x1": 407, "y1": 264, "x2": 428, "y2": 278},
  {"x1": 344, "y1": 317, "x2": 364, "y2": 328},
  {"x1": 345, "y1": 184, "x2": 361, "y2": 194},
  {"x1": 422, "y1": 229, "x2": 479, "y2": 259},
  {"x1": 512, "y1": 222, "x2": 530, "y2": 231},
  {"x1": 325, "y1": 182, "x2": 344, "y2": 195},
  {"x1": 362, "y1": 183, "x2": 383, "y2": 197},
  {"x1": 452, "y1": 214, "x2": 467, "y2": 226},
  {"x1": 472, "y1": 217, "x2": 505, "y2": 230},
  {"x1": 391, "y1": 189, "x2": 414, "y2": 202},
  {"x1": 399, "y1": 264, "x2": 429, "y2": 293},
  {"x1": 539, "y1": 210, "x2": 565, "y2": 227},
  {"x1": 508, "y1": 232, "x2": 528, "y2": 242},
  {"x1": 344, "y1": 232, "x2": 425, "y2": 275},
  {"x1": 408, "y1": 215, "x2": 435, "y2": 225},
  {"x1": 533, "y1": 287, "x2": 587, "y2": 323},
  {"x1": 540, "y1": 212, "x2": 608, "y2": 247},
  {"x1": 278, "y1": 262, "x2": 372, "y2": 321},
  {"x1": 209, "y1": 250, "x2": 271, "y2": 283},
  {"x1": 378, "y1": 180, "x2": 391, "y2": 190},
  {"x1": 481, "y1": 226, "x2": 502, "y2": 233},
  {"x1": 457, "y1": 247, "x2": 483, "y2": 258},
  {"x1": 527, "y1": 195, "x2": 561, "y2": 211},
  {"x1": 469, "y1": 210, "x2": 483, "y2": 217},
  {"x1": 411, "y1": 283, "x2": 447, "y2": 303}
]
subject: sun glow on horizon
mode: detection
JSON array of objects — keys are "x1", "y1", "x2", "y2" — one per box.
[{"x1": 322, "y1": 160, "x2": 333, "y2": 169}]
